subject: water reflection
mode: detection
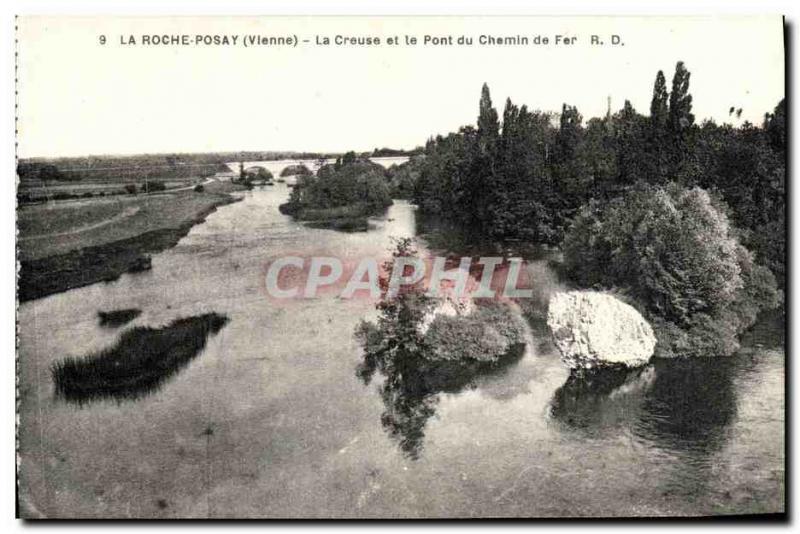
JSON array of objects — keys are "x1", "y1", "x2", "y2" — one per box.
[
  {"x1": 550, "y1": 357, "x2": 738, "y2": 456},
  {"x1": 362, "y1": 341, "x2": 525, "y2": 459},
  {"x1": 549, "y1": 366, "x2": 655, "y2": 437},
  {"x1": 356, "y1": 239, "x2": 527, "y2": 459},
  {"x1": 636, "y1": 358, "x2": 738, "y2": 456},
  {"x1": 52, "y1": 313, "x2": 229, "y2": 404}
]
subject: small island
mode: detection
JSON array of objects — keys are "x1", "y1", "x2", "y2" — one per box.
[
  {"x1": 278, "y1": 151, "x2": 392, "y2": 231},
  {"x1": 239, "y1": 165, "x2": 274, "y2": 187},
  {"x1": 279, "y1": 164, "x2": 312, "y2": 177}
]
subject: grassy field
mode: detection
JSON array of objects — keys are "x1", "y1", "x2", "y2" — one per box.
[{"x1": 17, "y1": 180, "x2": 245, "y2": 301}]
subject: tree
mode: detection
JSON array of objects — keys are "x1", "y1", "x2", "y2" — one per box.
[
  {"x1": 555, "y1": 104, "x2": 583, "y2": 163},
  {"x1": 764, "y1": 98, "x2": 786, "y2": 153},
  {"x1": 650, "y1": 70, "x2": 669, "y2": 130},
  {"x1": 613, "y1": 100, "x2": 649, "y2": 189},
  {"x1": 477, "y1": 83, "x2": 500, "y2": 144},
  {"x1": 563, "y1": 184, "x2": 779, "y2": 357},
  {"x1": 668, "y1": 61, "x2": 695, "y2": 133},
  {"x1": 552, "y1": 104, "x2": 587, "y2": 216}
]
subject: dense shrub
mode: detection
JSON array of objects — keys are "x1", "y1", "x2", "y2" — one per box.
[
  {"x1": 280, "y1": 164, "x2": 312, "y2": 177},
  {"x1": 242, "y1": 166, "x2": 274, "y2": 182},
  {"x1": 17, "y1": 162, "x2": 71, "y2": 182},
  {"x1": 142, "y1": 181, "x2": 166, "y2": 193},
  {"x1": 124, "y1": 184, "x2": 138, "y2": 195},
  {"x1": 386, "y1": 157, "x2": 424, "y2": 199},
  {"x1": 193, "y1": 184, "x2": 205, "y2": 193},
  {"x1": 283, "y1": 155, "x2": 392, "y2": 214},
  {"x1": 563, "y1": 184, "x2": 780, "y2": 357},
  {"x1": 423, "y1": 301, "x2": 526, "y2": 362}
]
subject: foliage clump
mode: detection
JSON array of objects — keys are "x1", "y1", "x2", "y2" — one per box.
[
  {"x1": 279, "y1": 164, "x2": 312, "y2": 177},
  {"x1": 563, "y1": 185, "x2": 780, "y2": 357},
  {"x1": 279, "y1": 151, "x2": 392, "y2": 230}
]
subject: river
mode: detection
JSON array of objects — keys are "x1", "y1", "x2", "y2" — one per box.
[{"x1": 17, "y1": 184, "x2": 784, "y2": 518}]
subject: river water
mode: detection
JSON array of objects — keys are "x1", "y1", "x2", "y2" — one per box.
[{"x1": 17, "y1": 185, "x2": 785, "y2": 518}]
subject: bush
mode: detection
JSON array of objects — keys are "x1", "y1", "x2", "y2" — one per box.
[
  {"x1": 193, "y1": 184, "x2": 205, "y2": 193},
  {"x1": 424, "y1": 301, "x2": 526, "y2": 362},
  {"x1": 281, "y1": 156, "x2": 392, "y2": 220},
  {"x1": 563, "y1": 184, "x2": 779, "y2": 357},
  {"x1": 242, "y1": 166, "x2": 274, "y2": 182},
  {"x1": 124, "y1": 184, "x2": 138, "y2": 195},
  {"x1": 280, "y1": 164, "x2": 312, "y2": 177},
  {"x1": 386, "y1": 157, "x2": 424, "y2": 199},
  {"x1": 142, "y1": 181, "x2": 166, "y2": 193}
]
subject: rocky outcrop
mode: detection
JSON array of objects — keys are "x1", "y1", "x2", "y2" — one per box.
[{"x1": 547, "y1": 291, "x2": 656, "y2": 370}]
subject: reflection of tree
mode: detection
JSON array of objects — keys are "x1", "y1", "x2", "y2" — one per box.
[
  {"x1": 356, "y1": 238, "x2": 525, "y2": 459},
  {"x1": 636, "y1": 358, "x2": 738, "y2": 456}
]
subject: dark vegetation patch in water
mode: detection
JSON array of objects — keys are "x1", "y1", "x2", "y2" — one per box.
[
  {"x1": 98, "y1": 308, "x2": 142, "y2": 328},
  {"x1": 52, "y1": 313, "x2": 229, "y2": 404},
  {"x1": 280, "y1": 202, "x2": 378, "y2": 232}
]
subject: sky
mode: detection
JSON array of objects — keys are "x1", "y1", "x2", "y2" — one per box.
[{"x1": 16, "y1": 16, "x2": 785, "y2": 158}]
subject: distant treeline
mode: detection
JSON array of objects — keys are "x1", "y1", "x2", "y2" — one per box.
[
  {"x1": 17, "y1": 148, "x2": 421, "y2": 185},
  {"x1": 412, "y1": 62, "x2": 785, "y2": 286},
  {"x1": 367, "y1": 147, "x2": 425, "y2": 158},
  {"x1": 17, "y1": 154, "x2": 230, "y2": 184}
]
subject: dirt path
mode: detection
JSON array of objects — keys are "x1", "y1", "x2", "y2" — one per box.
[{"x1": 19, "y1": 206, "x2": 141, "y2": 241}]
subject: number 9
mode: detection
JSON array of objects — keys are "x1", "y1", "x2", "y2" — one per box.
[{"x1": 99, "y1": 35, "x2": 106, "y2": 45}]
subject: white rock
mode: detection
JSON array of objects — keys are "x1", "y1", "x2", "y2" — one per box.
[{"x1": 547, "y1": 291, "x2": 656, "y2": 369}]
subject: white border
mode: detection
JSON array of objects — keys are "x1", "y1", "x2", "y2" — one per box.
[{"x1": 4, "y1": 1, "x2": 796, "y2": 531}]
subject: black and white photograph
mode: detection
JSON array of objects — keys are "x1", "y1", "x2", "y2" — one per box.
[{"x1": 13, "y1": 14, "x2": 787, "y2": 520}]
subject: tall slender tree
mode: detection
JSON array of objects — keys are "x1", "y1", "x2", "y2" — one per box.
[
  {"x1": 650, "y1": 70, "x2": 669, "y2": 129},
  {"x1": 477, "y1": 83, "x2": 500, "y2": 144},
  {"x1": 668, "y1": 61, "x2": 695, "y2": 133}
]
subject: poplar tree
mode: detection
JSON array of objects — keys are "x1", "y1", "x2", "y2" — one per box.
[
  {"x1": 647, "y1": 70, "x2": 670, "y2": 184},
  {"x1": 477, "y1": 83, "x2": 500, "y2": 144},
  {"x1": 650, "y1": 70, "x2": 669, "y2": 129},
  {"x1": 668, "y1": 61, "x2": 695, "y2": 133}
]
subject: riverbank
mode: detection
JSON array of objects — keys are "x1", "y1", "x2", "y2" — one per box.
[{"x1": 17, "y1": 181, "x2": 246, "y2": 302}]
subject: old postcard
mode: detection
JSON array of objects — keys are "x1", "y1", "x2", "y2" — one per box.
[{"x1": 15, "y1": 16, "x2": 785, "y2": 518}]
